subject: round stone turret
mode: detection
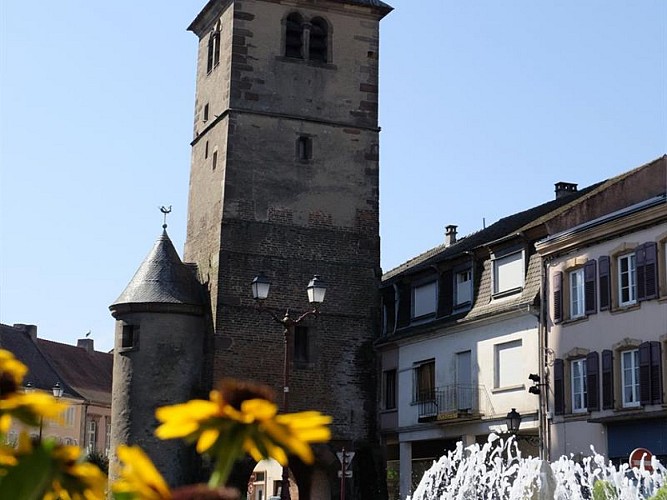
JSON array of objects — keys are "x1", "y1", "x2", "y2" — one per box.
[{"x1": 108, "y1": 229, "x2": 207, "y2": 486}]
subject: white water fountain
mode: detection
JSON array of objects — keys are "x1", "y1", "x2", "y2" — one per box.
[{"x1": 409, "y1": 434, "x2": 665, "y2": 500}]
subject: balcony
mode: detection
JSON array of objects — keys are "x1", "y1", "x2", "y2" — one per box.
[{"x1": 417, "y1": 384, "x2": 494, "y2": 423}]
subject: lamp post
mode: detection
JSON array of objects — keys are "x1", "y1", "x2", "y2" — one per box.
[
  {"x1": 25, "y1": 382, "x2": 64, "y2": 441},
  {"x1": 251, "y1": 273, "x2": 327, "y2": 500}
]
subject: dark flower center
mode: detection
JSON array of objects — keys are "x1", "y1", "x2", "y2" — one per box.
[
  {"x1": 217, "y1": 379, "x2": 275, "y2": 410},
  {"x1": 0, "y1": 372, "x2": 18, "y2": 399}
]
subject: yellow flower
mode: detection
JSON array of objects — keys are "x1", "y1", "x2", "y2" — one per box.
[
  {"x1": 155, "y1": 379, "x2": 331, "y2": 469},
  {"x1": 0, "y1": 435, "x2": 106, "y2": 499},
  {"x1": 46, "y1": 444, "x2": 108, "y2": 500},
  {"x1": 0, "y1": 349, "x2": 68, "y2": 433},
  {"x1": 112, "y1": 445, "x2": 171, "y2": 500},
  {"x1": 0, "y1": 391, "x2": 68, "y2": 433}
]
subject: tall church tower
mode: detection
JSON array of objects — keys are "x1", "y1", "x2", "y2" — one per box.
[{"x1": 184, "y1": 1, "x2": 392, "y2": 497}]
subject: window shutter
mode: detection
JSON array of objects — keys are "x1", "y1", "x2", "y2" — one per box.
[
  {"x1": 586, "y1": 351, "x2": 600, "y2": 411},
  {"x1": 553, "y1": 358, "x2": 565, "y2": 415},
  {"x1": 553, "y1": 272, "x2": 563, "y2": 324},
  {"x1": 598, "y1": 256, "x2": 611, "y2": 311},
  {"x1": 584, "y1": 260, "x2": 597, "y2": 315},
  {"x1": 639, "y1": 342, "x2": 651, "y2": 405},
  {"x1": 649, "y1": 341, "x2": 663, "y2": 404},
  {"x1": 601, "y1": 349, "x2": 614, "y2": 410},
  {"x1": 396, "y1": 283, "x2": 411, "y2": 328},
  {"x1": 636, "y1": 243, "x2": 647, "y2": 301},
  {"x1": 439, "y1": 270, "x2": 453, "y2": 317},
  {"x1": 636, "y1": 242, "x2": 658, "y2": 301}
]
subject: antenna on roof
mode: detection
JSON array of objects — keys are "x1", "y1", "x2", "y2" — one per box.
[
  {"x1": 85, "y1": 330, "x2": 91, "y2": 338},
  {"x1": 483, "y1": 217, "x2": 486, "y2": 229},
  {"x1": 160, "y1": 205, "x2": 172, "y2": 229}
]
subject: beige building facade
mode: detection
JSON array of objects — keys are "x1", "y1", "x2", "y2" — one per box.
[{"x1": 538, "y1": 194, "x2": 667, "y2": 463}]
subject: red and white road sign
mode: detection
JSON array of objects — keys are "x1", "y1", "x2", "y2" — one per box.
[{"x1": 629, "y1": 447, "x2": 654, "y2": 472}]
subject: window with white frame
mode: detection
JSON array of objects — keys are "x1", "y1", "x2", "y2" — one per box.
[
  {"x1": 86, "y1": 419, "x2": 97, "y2": 453},
  {"x1": 494, "y1": 340, "x2": 523, "y2": 389},
  {"x1": 413, "y1": 360, "x2": 435, "y2": 403},
  {"x1": 569, "y1": 268, "x2": 585, "y2": 318},
  {"x1": 621, "y1": 349, "x2": 640, "y2": 407},
  {"x1": 63, "y1": 407, "x2": 76, "y2": 428},
  {"x1": 618, "y1": 253, "x2": 636, "y2": 306},
  {"x1": 412, "y1": 281, "x2": 437, "y2": 319},
  {"x1": 493, "y1": 251, "x2": 524, "y2": 296},
  {"x1": 571, "y1": 359, "x2": 587, "y2": 412},
  {"x1": 105, "y1": 417, "x2": 111, "y2": 457},
  {"x1": 455, "y1": 269, "x2": 472, "y2": 305}
]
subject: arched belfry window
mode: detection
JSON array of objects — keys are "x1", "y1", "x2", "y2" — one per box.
[
  {"x1": 207, "y1": 22, "x2": 221, "y2": 73},
  {"x1": 285, "y1": 13, "x2": 304, "y2": 59},
  {"x1": 309, "y1": 17, "x2": 328, "y2": 63}
]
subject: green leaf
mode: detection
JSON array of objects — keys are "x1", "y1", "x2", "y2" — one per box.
[
  {"x1": 112, "y1": 492, "x2": 137, "y2": 500},
  {"x1": 0, "y1": 445, "x2": 54, "y2": 500}
]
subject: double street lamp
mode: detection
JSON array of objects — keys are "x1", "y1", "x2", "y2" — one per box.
[
  {"x1": 25, "y1": 381, "x2": 65, "y2": 441},
  {"x1": 251, "y1": 273, "x2": 327, "y2": 500}
]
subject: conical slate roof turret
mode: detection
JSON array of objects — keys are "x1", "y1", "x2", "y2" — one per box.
[{"x1": 111, "y1": 229, "x2": 203, "y2": 310}]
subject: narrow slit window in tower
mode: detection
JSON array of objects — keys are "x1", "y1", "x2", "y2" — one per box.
[
  {"x1": 297, "y1": 136, "x2": 312, "y2": 161},
  {"x1": 294, "y1": 326, "x2": 309, "y2": 364},
  {"x1": 212, "y1": 150, "x2": 218, "y2": 170}
]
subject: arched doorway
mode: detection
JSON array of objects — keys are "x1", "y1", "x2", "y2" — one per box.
[{"x1": 247, "y1": 459, "x2": 298, "y2": 500}]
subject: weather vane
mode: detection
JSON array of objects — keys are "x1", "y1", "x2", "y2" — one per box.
[{"x1": 160, "y1": 206, "x2": 172, "y2": 229}]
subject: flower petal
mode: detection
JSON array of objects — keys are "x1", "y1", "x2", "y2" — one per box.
[{"x1": 196, "y1": 428, "x2": 220, "y2": 453}]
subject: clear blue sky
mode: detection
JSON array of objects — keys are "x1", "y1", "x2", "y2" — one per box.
[{"x1": 1, "y1": 1, "x2": 665, "y2": 353}]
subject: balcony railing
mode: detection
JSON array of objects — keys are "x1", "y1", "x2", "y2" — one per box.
[{"x1": 417, "y1": 384, "x2": 494, "y2": 423}]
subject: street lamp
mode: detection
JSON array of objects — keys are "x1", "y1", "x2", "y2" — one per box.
[
  {"x1": 52, "y1": 382, "x2": 64, "y2": 398},
  {"x1": 506, "y1": 408, "x2": 521, "y2": 434},
  {"x1": 251, "y1": 273, "x2": 327, "y2": 500}
]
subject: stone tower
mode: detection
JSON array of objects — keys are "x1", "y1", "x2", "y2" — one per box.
[
  {"x1": 184, "y1": 0, "x2": 391, "y2": 498},
  {"x1": 108, "y1": 229, "x2": 206, "y2": 485}
]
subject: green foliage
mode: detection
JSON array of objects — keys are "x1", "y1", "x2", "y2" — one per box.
[
  {"x1": 591, "y1": 480, "x2": 617, "y2": 500},
  {"x1": 0, "y1": 440, "x2": 56, "y2": 500},
  {"x1": 649, "y1": 479, "x2": 667, "y2": 500},
  {"x1": 86, "y1": 450, "x2": 109, "y2": 475}
]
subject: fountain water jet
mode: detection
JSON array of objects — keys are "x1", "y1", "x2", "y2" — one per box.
[{"x1": 408, "y1": 434, "x2": 665, "y2": 500}]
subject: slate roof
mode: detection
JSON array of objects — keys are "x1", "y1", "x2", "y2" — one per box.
[
  {"x1": 37, "y1": 339, "x2": 113, "y2": 405},
  {"x1": 111, "y1": 229, "x2": 203, "y2": 308},
  {"x1": 338, "y1": 0, "x2": 393, "y2": 12},
  {"x1": 382, "y1": 181, "x2": 603, "y2": 282},
  {"x1": 0, "y1": 324, "x2": 112, "y2": 405},
  {"x1": 378, "y1": 157, "x2": 666, "y2": 343},
  {"x1": 0, "y1": 324, "x2": 65, "y2": 392}
]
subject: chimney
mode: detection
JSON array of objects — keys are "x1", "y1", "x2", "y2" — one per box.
[
  {"x1": 14, "y1": 324, "x2": 38, "y2": 340},
  {"x1": 445, "y1": 225, "x2": 458, "y2": 247},
  {"x1": 77, "y1": 338, "x2": 94, "y2": 353},
  {"x1": 554, "y1": 182, "x2": 578, "y2": 199}
]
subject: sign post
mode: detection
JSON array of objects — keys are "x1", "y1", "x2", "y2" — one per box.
[{"x1": 337, "y1": 449, "x2": 355, "y2": 500}]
